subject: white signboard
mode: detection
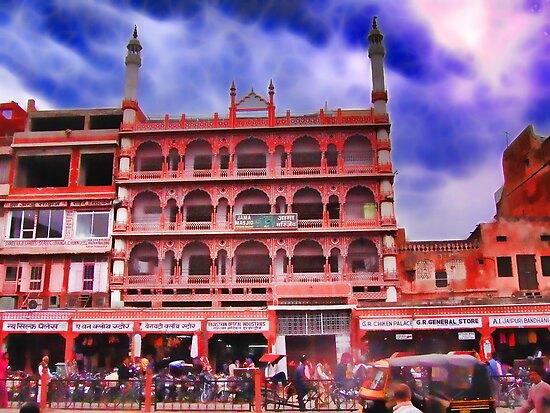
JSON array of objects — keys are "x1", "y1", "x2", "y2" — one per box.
[
  {"x1": 489, "y1": 315, "x2": 550, "y2": 328},
  {"x1": 3, "y1": 321, "x2": 68, "y2": 332},
  {"x1": 140, "y1": 321, "x2": 201, "y2": 333},
  {"x1": 72, "y1": 321, "x2": 134, "y2": 333},
  {"x1": 413, "y1": 317, "x2": 482, "y2": 330},
  {"x1": 359, "y1": 318, "x2": 413, "y2": 331},
  {"x1": 206, "y1": 320, "x2": 269, "y2": 333},
  {"x1": 458, "y1": 332, "x2": 476, "y2": 340},
  {"x1": 395, "y1": 333, "x2": 413, "y2": 340}
]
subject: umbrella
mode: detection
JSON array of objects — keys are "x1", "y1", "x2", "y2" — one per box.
[{"x1": 259, "y1": 354, "x2": 286, "y2": 364}]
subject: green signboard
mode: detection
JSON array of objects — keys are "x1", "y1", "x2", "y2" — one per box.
[{"x1": 234, "y1": 213, "x2": 298, "y2": 230}]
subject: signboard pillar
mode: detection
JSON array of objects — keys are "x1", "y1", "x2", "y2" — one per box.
[
  {"x1": 63, "y1": 331, "x2": 76, "y2": 362},
  {"x1": 254, "y1": 368, "x2": 262, "y2": 413}
]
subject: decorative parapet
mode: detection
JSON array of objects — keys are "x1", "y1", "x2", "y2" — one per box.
[
  {"x1": 400, "y1": 240, "x2": 479, "y2": 252},
  {"x1": 121, "y1": 108, "x2": 390, "y2": 132}
]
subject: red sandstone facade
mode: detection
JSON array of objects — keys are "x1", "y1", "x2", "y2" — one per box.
[{"x1": 0, "y1": 21, "x2": 548, "y2": 372}]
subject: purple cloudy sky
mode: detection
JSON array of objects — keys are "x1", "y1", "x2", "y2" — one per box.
[{"x1": 0, "y1": 0, "x2": 548, "y2": 240}]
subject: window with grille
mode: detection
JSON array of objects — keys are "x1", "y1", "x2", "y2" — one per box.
[
  {"x1": 83, "y1": 264, "x2": 95, "y2": 291},
  {"x1": 277, "y1": 311, "x2": 350, "y2": 335},
  {"x1": 29, "y1": 266, "x2": 43, "y2": 291},
  {"x1": 435, "y1": 271, "x2": 448, "y2": 288},
  {"x1": 75, "y1": 211, "x2": 110, "y2": 238},
  {"x1": 9, "y1": 210, "x2": 64, "y2": 239},
  {"x1": 415, "y1": 260, "x2": 434, "y2": 280},
  {"x1": 497, "y1": 257, "x2": 513, "y2": 277},
  {"x1": 446, "y1": 259, "x2": 466, "y2": 280}
]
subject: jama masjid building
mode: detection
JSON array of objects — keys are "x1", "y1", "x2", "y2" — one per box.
[{"x1": 0, "y1": 19, "x2": 548, "y2": 373}]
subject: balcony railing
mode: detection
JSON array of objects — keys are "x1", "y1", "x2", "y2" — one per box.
[
  {"x1": 116, "y1": 215, "x2": 395, "y2": 233},
  {"x1": 121, "y1": 163, "x2": 387, "y2": 182},
  {"x1": 124, "y1": 271, "x2": 395, "y2": 288}
]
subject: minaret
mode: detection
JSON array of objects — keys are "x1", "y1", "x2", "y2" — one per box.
[
  {"x1": 368, "y1": 16, "x2": 387, "y2": 115},
  {"x1": 122, "y1": 26, "x2": 142, "y2": 124}
]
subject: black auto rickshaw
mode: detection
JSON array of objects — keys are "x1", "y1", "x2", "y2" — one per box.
[{"x1": 358, "y1": 353, "x2": 495, "y2": 413}]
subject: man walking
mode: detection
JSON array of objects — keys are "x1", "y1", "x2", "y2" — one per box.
[
  {"x1": 295, "y1": 355, "x2": 311, "y2": 411},
  {"x1": 515, "y1": 366, "x2": 550, "y2": 413}
]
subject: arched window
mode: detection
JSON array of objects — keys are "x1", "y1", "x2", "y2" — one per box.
[
  {"x1": 135, "y1": 141, "x2": 163, "y2": 172},
  {"x1": 292, "y1": 188, "x2": 322, "y2": 220},
  {"x1": 235, "y1": 189, "x2": 270, "y2": 215},
  {"x1": 129, "y1": 243, "x2": 158, "y2": 277}
]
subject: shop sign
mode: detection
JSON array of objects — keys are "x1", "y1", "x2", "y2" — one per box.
[
  {"x1": 72, "y1": 321, "x2": 134, "y2": 333},
  {"x1": 489, "y1": 315, "x2": 550, "y2": 328},
  {"x1": 413, "y1": 317, "x2": 482, "y2": 330},
  {"x1": 234, "y1": 214, "x2": 298, "y2": 230},
  {"x1": 140, "y1": 321, "x2": 201, "y2": 333},
  {"x1": 2, "y1": 321, "x2": 68, "y2": 332},
  {"x1": 395, "y1": 333, "x2": 413, "y2": 340},
  {"x1": 206, "y1": 320, "x2": 269, "y2": 332},
  {"x1": 458, "y1": 332, "x2": 476, "y2": 340},
  {"x1": 359, "y1": 318, "x2": 413, "y2": 331}
]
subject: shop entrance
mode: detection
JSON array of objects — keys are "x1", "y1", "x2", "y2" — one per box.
[
  {"x1": 141, "y1": 334, "x2": 194, "y2": 367},
  {"x1": 285, "y1": 335, "x2": 336, "y2": 372},
  {"x1": 362, "y1": 330, "x2": 481, "y2": 361},
  {"x1": 492, "y1": 328, "x2": 550, "y2": 366},
  {"x1": 74, "y1": 334, "x2": 129, "y2": 372},
  {"x1": 208, "y1": 333, "x2": 267, "y2": 374},
  {"x1": 7, "y1": 333, "x2": 65, "y2": 373}
]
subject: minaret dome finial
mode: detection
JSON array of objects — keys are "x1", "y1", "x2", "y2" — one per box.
[
  {"x1": 372, "y1": 16, "x2": 378, "y2": 29},
  {"x1": 133, "y1": 25, "x2": 138, "y2": 39}
]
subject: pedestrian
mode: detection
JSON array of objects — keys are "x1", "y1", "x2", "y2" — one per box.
[
  {"x1": 118, "y1": 355, "x2": 132, "y2": 384},
  {"x1": 488, "y1": 352, "x2": 504, "y2": 377},
  {"x1": 514, "y1": 366, "x2": 550, "y2": 413},
  {"x1": 392, "y1": 383, "x2": 423, "y2": 413},
  {"x1": 0, "y1": 351, "x2": 9, "y2": 408},
  {"x1": 314, "y1": 358, "x2": 331, "y2": 404},
  {"x1": 19, "y1": 402, "x2": 40, "y2": 413},
  {"x1": 228, "y1": 359, "x2": 240, "y2": 377},
  {"x1": 245, "y1": 357, "x2": 255, "y2": 368},
  {"x1": 487, "y1": 352, "x2": 503, "y2": 403},
  {"x1": 265, "y1": 361, "x2": 287, "y2": 390},
  {"x1": 295, "y1": 355, "x2": 311, "y2": 411},
  {"x1": 37, "y1": 356, "x2": 51, "y2": 402}
]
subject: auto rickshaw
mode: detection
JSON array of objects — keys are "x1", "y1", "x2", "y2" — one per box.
[{"x1": 358, "y1": 353, "x2": 495, "y2": 413}]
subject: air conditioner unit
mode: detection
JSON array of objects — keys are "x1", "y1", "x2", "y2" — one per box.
[
  {"x1": 27, "y1": 298, "x2": 43, "y2": 310},
  {"x1": 0, "y1": 297, "x2": 16, "y2": 310}
]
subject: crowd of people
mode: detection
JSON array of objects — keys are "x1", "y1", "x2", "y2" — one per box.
[{"x1": 2, "y1": 348, "x2": 550, "y2": 413}]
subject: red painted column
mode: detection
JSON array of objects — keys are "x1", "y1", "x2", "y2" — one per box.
[
  {"x1": 267, "y1": 310, "x2": 277, "y2": 352},
  {"x1": 144, "y1": 369, "x2": 153, "y2": 412},
  {"x1": 60, "y1": 258, "x2": 71, "y2": 308},
  {"x1": 478, "y1": 319, "x2": 496, "y2": 362},
  {"x1": 64, "y1": 332, "x2": 76, "y2": 362},
  {"x1": 202, "y1": 321, "x2": 209, "y2": 359},
  {"x1": 254, "y1": 368, "x2": 262, "y2": 413},
  {"x1": 68, "y1": 148, "x2": 80, "y2": 188}
]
